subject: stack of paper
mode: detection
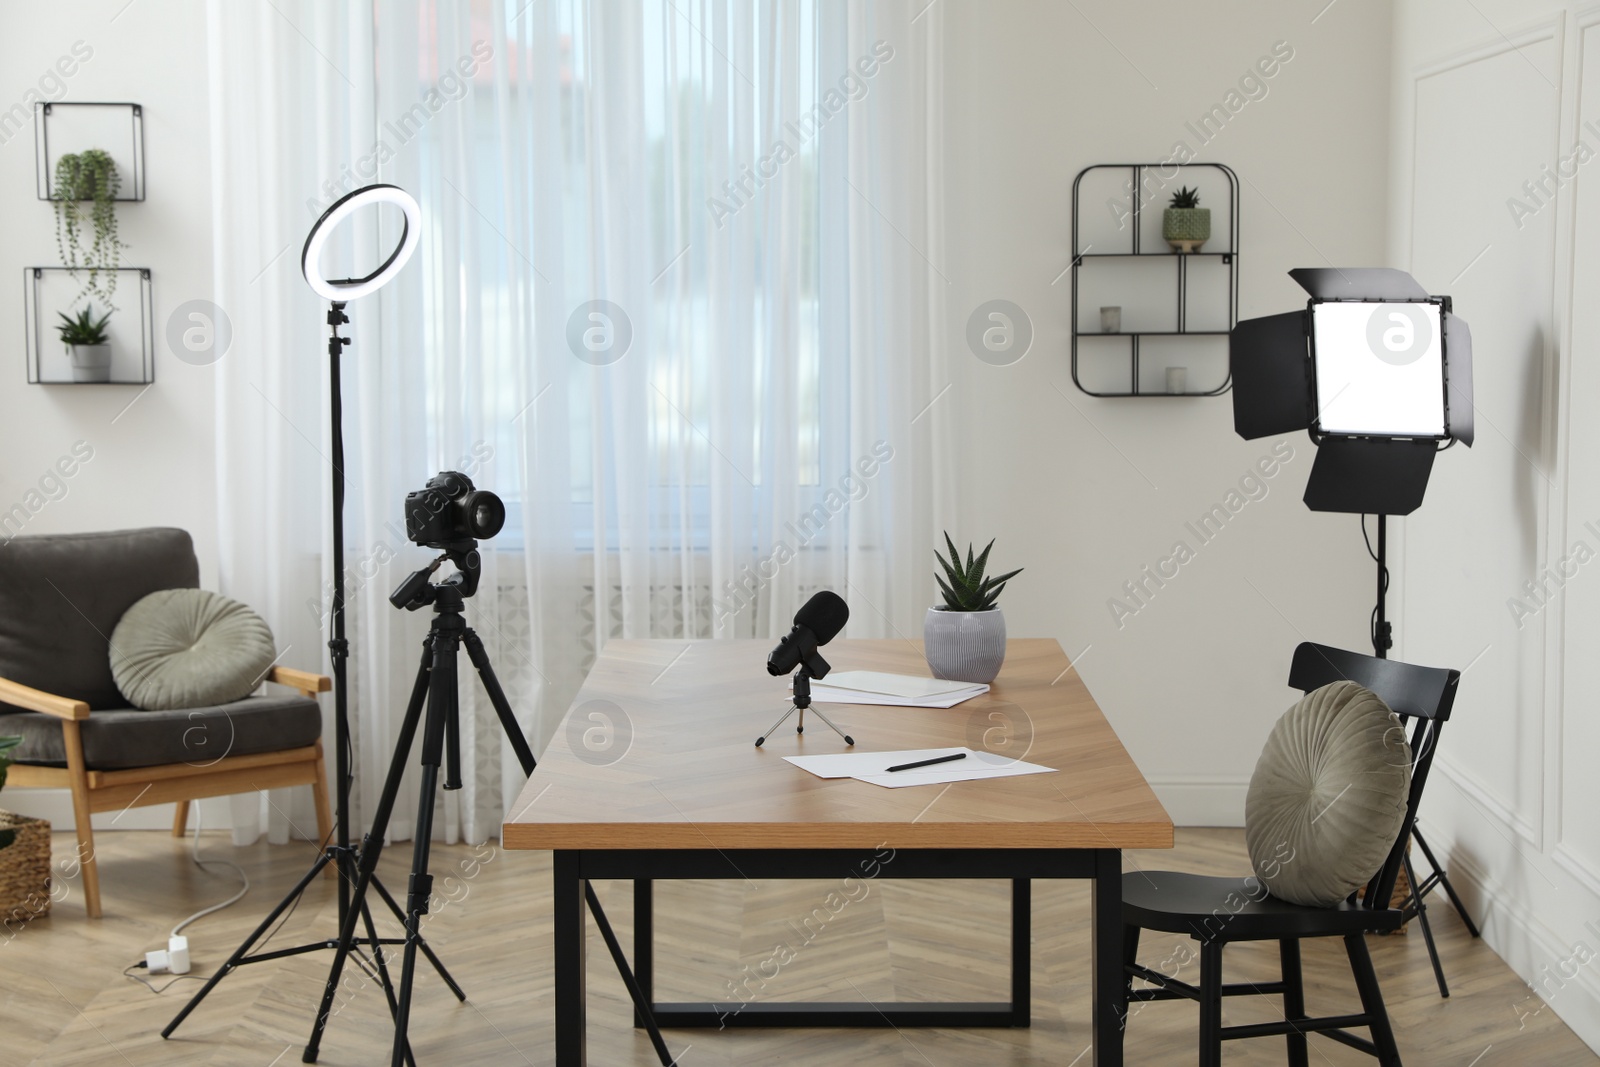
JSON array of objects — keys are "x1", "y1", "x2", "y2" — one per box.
[
  {"x1": 807, "y1": 670, "x2": 989, "y2": 709},
  {"x1": 783, "y1": 746, "x2": 1055, "y2": 789}
]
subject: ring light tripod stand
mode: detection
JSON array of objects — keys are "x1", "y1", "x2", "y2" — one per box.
[{"x1": 164, "y1": 186, "x2": 457, "y2": 1059}]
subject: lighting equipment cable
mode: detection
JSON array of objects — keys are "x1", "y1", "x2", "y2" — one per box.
[
  {"x1": 171, "y1": 804, "x2": 251, "y2": 936},
  {"x1": 1361, "y1": 513, "x2": 1390, "y2": 651},
  {"x1": 122, "y1": 961, "x2": 205, "y2": 995},
  {"x1": 124, "y1": 805, "x2": 251, "y2": 994}
]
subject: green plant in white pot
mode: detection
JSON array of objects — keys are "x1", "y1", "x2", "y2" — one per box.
[
  {"x1": 1162, "y1": 185, "x2": 1210, "y2": 253},
  {"x1": 0, "y1": 736, "x2": 22, "y2": 850},
  {"x1": 58, "y1": 304, "x2": 113, "y2": 383},
  {"x1": 924, "y1": 534, "x2": 1023, "y2": 684}
]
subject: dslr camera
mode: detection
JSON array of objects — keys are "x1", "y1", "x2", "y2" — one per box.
[{"x1": 404, "y1": 471, "x2": 506, "y2": 549}]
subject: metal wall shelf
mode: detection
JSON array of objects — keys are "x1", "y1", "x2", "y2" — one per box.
[
  {"x1": 34, "y1": 101, "x2": 146, "y2": 202},
  {"x1": 1070, "y1": 162, "x2": 1239, "y2": 398},
  {"x1": 24, "y1": 267, "x2": 155, "y2": 385}
]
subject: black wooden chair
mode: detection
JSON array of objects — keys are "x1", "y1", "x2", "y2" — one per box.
[{"x1": 1119, "y1": 642, "x2": 1460, "y2": 1067}]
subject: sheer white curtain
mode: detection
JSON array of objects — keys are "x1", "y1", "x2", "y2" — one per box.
[{"x1": 206, "y1": 0, "x2": 949, "y2": 845}]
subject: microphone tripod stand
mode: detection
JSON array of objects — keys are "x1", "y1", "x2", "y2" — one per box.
[
  {"x1": 754, "y1": 656, "x2": 854, "y2": 748},
  {"x1": 302, "y1": 548, "x2": 676, "y2": 1067}
]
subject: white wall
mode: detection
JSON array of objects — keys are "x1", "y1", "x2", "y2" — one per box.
[
  {"x1": 940, "y1": 0, "x2": 1388, "y2": 824},
  {"x1": 1385, "y1": 0, "x2": 1600, "y2": 1053},
  {"x1": 0, "y1": 0, "x2": 219, "y2": 830},
  {"x1": 0, "y1": 2, "x2": 1393, "y2": 836}
]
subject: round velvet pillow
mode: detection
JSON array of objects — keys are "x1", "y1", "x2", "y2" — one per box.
[
  {"x1": 1244, "y1": 680, "x2": 1412, "y2": 907},
  {"x1": 110, "y1": 589, "x2": 277, "y2": 711}
]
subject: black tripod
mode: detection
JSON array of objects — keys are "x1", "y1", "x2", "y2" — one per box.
[
  {"x1": 164, "y1": 304, "x2": 460, "y2": 1055},
  {"x1": 754, "y1": 665, "x2": 854, "y2": 748},
  {"x1": 1368, "y1": 513, "x2": 1481, "y2": 998},
  {"x1": 302, "y1": 549, "x2": 675, "y2": 1066}
]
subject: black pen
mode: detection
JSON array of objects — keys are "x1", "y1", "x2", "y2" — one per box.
[{"x1": 887, "y1": 752, "x2": 967, "y2": 773}]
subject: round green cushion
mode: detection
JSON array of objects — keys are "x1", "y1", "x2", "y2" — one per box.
[
  {"x1": 1244, "y1": 680, "x2": 1412, "y2": 907},
  {"x1": 110, "y1": 589, "x2": 277, "y2": 711}
]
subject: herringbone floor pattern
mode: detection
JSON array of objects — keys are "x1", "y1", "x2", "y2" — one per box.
[{"x1": 1, "y1": 828, "x2": 1592, "y2": 1065}]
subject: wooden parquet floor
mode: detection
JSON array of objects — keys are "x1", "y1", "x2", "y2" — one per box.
[{"x1": 0, "y1": 828, "x2": 1593, "y2": 1065}]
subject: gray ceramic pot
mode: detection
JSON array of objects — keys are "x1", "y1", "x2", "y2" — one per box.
[
  {"x1": 70, "y1": 344, "x2": 112, "y2": 383},
  {"x1": 923, "y1": 606, "x2": 1007, "y2": 684}
]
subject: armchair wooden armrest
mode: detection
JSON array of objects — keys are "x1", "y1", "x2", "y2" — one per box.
[
  {"x1": 267, "y1": 666, "x2": 333, "y2": 698},
  {"x1": 0, "y1": 675, "x2": 90, "y2": 720}
]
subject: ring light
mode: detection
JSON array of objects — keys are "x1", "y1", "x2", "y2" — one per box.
[
  {"x1": 169, "y1": 180, "x2": 433, "y2": 1058},
  {"x1": 300, "y1": 183, "x2": 421, "y2": 302}
]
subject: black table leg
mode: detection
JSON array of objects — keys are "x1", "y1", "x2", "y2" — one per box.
[
  {"x1": 1011, "y1": 878, "x2": 1031, "y2": 1026},
  {"x1": 555, "y1": 851, "x2": 586, "y2": 1067},
  {"x1": 1093, "y1": 849, "x2": 1124, "y2": 1067},
  {"x1": 634, "y1": 879, "x2": 654, "y2": 1029}
]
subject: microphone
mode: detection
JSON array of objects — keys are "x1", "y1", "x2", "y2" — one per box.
[{"x1": 766, "y1": 591, "x2": 849, "y2": 677}]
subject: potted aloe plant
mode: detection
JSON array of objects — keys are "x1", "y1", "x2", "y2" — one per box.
[
  {"x1": 1162, "y1": 185, "x2": 1210, "y2": 252},
  {"x1": 924, "y1": 534, "x2": 1023, "y2": 684},
  {"x1": 58, "y1": 304, "x2": 113, "y2": 382},
  {"x1": 52, "y1": 148, "x2": 126, "y2": 305}
]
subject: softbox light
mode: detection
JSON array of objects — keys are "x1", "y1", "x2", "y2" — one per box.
[{"x1": 1229, "y1": 268, "x2": 1473, "y2": 515}]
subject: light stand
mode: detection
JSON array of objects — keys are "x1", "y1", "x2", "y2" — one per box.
[
  {"x1": 165, "y1": 187, "x2": 452, "y2": 1056},
  {"x1": 168, "y1": 184, "x2": 674, "y2": 1064},
  {"x1": 1229, "y1": 267, "x2": 1480, "y2": 998},
  {"x1": 1363, "y1": 511, "x2": 1482, "y2": 998}
]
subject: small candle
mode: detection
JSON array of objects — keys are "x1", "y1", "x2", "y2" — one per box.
[
  {"x1": 1100, "y1": 306, "x2": 1121, "y2": 333},
  {"x1": 1167, "y1": 367, "x2": 1187, "y2": 394}
]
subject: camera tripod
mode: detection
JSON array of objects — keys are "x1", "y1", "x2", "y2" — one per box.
[{"x1": 300, "y1": 553, "x2": 675, "y2": 1066}]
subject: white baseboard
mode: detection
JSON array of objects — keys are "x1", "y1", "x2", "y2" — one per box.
[
  {"x1": 1147, "y1": 776, "x2": 1248, "y2": 828},
  {"x1": 2, "y1": 788, "x2": 235, "y2": 831},
  {"x1": 1446, "y1": 850, "x2": 1600, "y2": 1054}
]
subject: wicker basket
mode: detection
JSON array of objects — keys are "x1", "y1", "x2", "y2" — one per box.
[
  {"x1": 0, "y1": 811, "x2": 52, "y2": 923},
  {"x1": 1361, "y1": 840, "x2": 1413, "y2": 934}
]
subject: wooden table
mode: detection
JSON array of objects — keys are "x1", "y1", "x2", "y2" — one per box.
[{"x1": 503, "y1": 638, "x2": 1173, "y2": 1066}]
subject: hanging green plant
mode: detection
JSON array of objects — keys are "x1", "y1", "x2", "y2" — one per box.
[{"x1": 52, "y1": 149, "x2": 127, "y2": 306}]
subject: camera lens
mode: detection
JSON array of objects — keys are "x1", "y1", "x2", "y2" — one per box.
[{"x1": 464, "y1": 490, "x2": 505, "y2": 539}]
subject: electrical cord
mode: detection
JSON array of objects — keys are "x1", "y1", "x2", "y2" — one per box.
[
  {"x1": 122, "y1": 960, "x2": 207, "y2": 995},
  {"x1": 1361, "y1": 514, "x2": 1391, "y2": 651},
  {"x1": 171, "y1": 804, "x2": 250, "y2": 937},
  {"x1": 123, "y1": 805, "x2": 252, "y2": 995}
]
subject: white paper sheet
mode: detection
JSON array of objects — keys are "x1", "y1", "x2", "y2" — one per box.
[
  {"x1": 817, "y1": 671, "x2": 987, "y2": 699},
  {"x1": 807, "y1": 671, "x2": 990, "y2": 709},
  {"x1": 782, "y1": 747, "x2": 1056, "y2": 788},
  {"x1": 806, "y1": 685, "x2": 989, "y2": 709}
]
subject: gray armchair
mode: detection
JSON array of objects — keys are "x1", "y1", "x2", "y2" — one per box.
[{"x1": 0, "y1": 527, "x2": 332, "y2": 918}]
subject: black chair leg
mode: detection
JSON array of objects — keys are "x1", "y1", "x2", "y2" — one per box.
[
  {"x1": 1345, "y1": 933, "x2": 1402, "y2": 1067},
  {"x1": 1279, "y1": 939, "x2": 1310, "y2": 1067},
  {"x1": 1199, "y1": 940, "x2": 1224, "y2": 1067},
  {"x1": 1404, "y1": 850, "x2": 1450, "y2": 998}
]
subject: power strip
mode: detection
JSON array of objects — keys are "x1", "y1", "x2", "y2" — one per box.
[{"x1": 146, "y1": 935, "x2": 190, "y2": 975}]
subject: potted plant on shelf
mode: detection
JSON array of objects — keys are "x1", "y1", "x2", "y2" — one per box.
[
  {"x1": 0, "y1": 736, "x2": 20, "y2": 852},
  {"x1": 0, "y1": 734, "x2": 53, "y2": 923},
  {"x1": 924, "y1": 533, "x2": 1023, "y2": 684},
  {"x1": 58, "y1": 304, "x2": 113, "y2": 382},
  {"x1": 52, "y1": 148, "x2": 126, "y2": 305},
  {"x1": 1162, "y1": 185, "x2": 1210, "y2": 253}
]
